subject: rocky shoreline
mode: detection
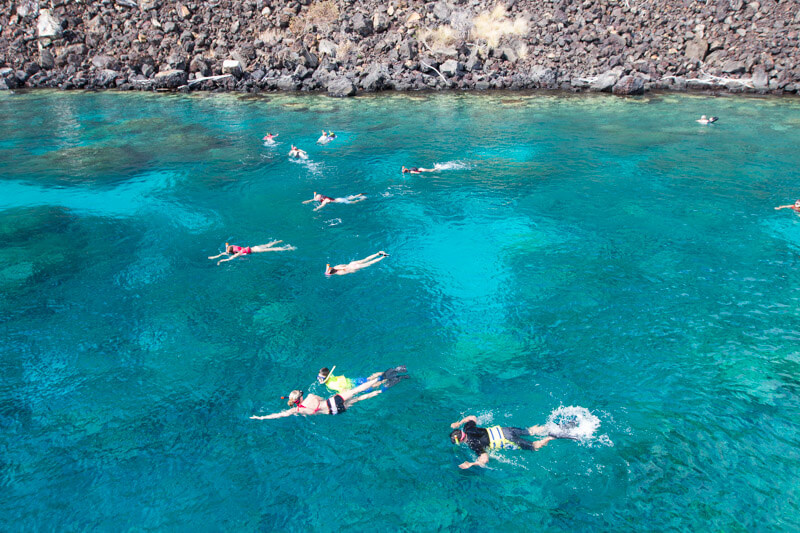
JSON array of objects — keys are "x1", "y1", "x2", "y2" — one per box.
[{"x1": 1, "y1": 0, "x2": 799, "y2": 96}]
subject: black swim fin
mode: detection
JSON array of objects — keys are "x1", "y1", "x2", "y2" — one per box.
[
  {"x1": 380, "y1": 365, "x2": 407, "y2": 381},
  {"x1": 381, "y1": 374, "x2": 409, "y2": 389}
]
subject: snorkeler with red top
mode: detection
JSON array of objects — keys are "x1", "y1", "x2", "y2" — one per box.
[
  {"x1": 302, "y1": 191, "x2": 366, "y2": 211},
  {"x1": 208, "y1": 241, "x2": 296, "y2": 265}
]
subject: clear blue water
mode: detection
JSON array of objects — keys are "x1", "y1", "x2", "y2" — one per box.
[{"x1": 1, "y1": 90, "x2": 799, "y2": 531}]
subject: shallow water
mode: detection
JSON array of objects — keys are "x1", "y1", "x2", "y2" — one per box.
[{"x1": 1, "y1": 90, "x2": 799, "y2": 530}]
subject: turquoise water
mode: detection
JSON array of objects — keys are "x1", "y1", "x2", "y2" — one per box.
[{"x1": 1, "y1": 90, "x2": 800, "y2": 530}]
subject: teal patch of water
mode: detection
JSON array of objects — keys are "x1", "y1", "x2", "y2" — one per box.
[{"x1": 1, "y1": 90, "x2": 800, "y2": 531}]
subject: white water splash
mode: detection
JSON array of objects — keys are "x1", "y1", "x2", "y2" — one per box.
[
  {"x1": 433, "y1": 160, "x2": 470, "y2": 171},
  {"x1": 325, "y1": 218, "x2": 342, "y2": 227},
  {"x1": 545, "y1": 405, "x2": 611, "y2": 446}
]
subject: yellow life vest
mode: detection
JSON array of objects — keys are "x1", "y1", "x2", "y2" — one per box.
[
  {"x1": 325, "y1": 374, "x2": 354, "y2": 393},
  {"x1": 486, "y1": 426, "x2": 518, "y2": 450}
]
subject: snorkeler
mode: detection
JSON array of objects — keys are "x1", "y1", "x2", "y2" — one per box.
[
  {"x1": 288, "y1": 145, "x2": 308, "y2": 159},
  {"x1": 325, "y1": 251, "x2": 389, "y2": 276},
  {"x1": 317, "y1": 130, "x2": 337, "y2": 145},
  {"x1": 250, "y1": 368, "x2": 407, "y2": 419},
  {"x1": 263, "y1": 132, "x2": 278, "y2": 144},
  {"x1": 449, "y1": 415, "x2": 577, "y2": 469},
  {"x1": 696, "y1": 115, "x2": 719, "y2": 124},
  {"x1": 774, "y1": 199, "x2": 800, "y2": 213},
  {"x1": 302, "y1": 191, "x2": 367, "y2": 211},
  {"x1": 317, "y1": 365, "x2": 408, "y2": 393},
  {"x1": 208, "y1": 241, "x2": 296, "y2": 265},
  {"x1": 401, "y1": 166, "x2": 436, "y2": 174}
]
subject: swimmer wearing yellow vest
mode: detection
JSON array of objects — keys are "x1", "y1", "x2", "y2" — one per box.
[
  {"x1": 317, "y1": 365, "x2": 408, "y2": 393},
  {"x1": 449, "y1": 415, "x2": 577, "y2": 470}
]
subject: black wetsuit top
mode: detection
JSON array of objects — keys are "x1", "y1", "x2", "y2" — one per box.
[{"x1": 463, "y1": 420, "x2": 491, "y2": 455}]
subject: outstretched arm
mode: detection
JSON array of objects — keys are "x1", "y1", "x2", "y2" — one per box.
[
  {"x1": 302, "y1": 198, "x2": 316, "y2": 204},
  {"x1": 251, "y1": 408, "x2": 296, "y2": 420},
  {"x1": 775, "y1": 205, "x2": 795, "y2": 210},
  {"x1": 208, "y1": 252, "x2": 228, "y2": 260},
  {"x1": 451, "y1": 415, "x2": 478, "y2": 429},
  {"x1": 532, "y1": 436, "x2": 556, "y2": 450},
  {"x1": 218, "y1": 252, "x2": 243, "y2": 264},
  {"x1": 459, "y1": 453, "x2": 489, "y2": 470},
  {"x1": 313, "y1": 200, "x2": 330, "y2": 211}
]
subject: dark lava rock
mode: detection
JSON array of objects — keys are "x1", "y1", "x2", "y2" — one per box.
[
  {"x1": 153, "y1": 69, "x2": 187, "y2": 89},
  {"x1": 612, "y1": 75, "x2": 645, "y2": 95},
  {"x1": 327, "y1": 76, "x2": 357, "y2": 97}
]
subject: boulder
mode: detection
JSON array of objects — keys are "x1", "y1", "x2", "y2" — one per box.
[
  {"x1": 352, "y1": 13, "x2": 373, "y2": 37},
  {"x1": 92, "y1": 55, "x2": 119, "y2": 71},
  {"x1": 440, "y1": 59, "x2": 461, "y2": 76},
  {"x1": 222, "y1": 59, "x2": 243, "y2": 78},
  {"x1": 721, "y1": 60, "x2": 746, "y2": 74},
  {"x1": 752, "y1": 66, "x2": 768, "y2": 90},
  {"x1": 327, "y1": 76, "x2": 357, "y2": 96},
  {"x1": 433, "y1": 1, "x2": 452, "y2": 21},
  {"x1": 612, "y1": 75, "x2": 645, "y2": 95},
  {"x1": 37, "y1": 9, "x2": 62, "y2": 39},
  {"x1": 153, "y1": 69, "x2": 187, "y2": 88},
  {"x1": 276, "y1": 75, "x2": 299, "y2": 90},
  {"x1": 465, "y1": 53, "x2": 482, "y2": 72},
  {"x1": 138, "y1": 0, "x2": 161, "y2": 10},
  {"x1": 319, "y1": 40, "x2": 338, "y2": 57},
  {"x1": 528, "y1": 66, "x2": 557, "y2": 88},
  {"x1": 189, "y1": 57, "x2": 211, "y2": 76},
  {"x1": 361, "y1": 63, "x2": 390, "y2": 91},
  {"x1": 39, "y1": 48, "x2": 55, "y2": 70},
  {"x1": 97, "y1": 69, "x2": 120, "y2": 87},
  {"x1": 373, "y1": 13, "x2": 389, "y2": 33},
  {"x1": 398, "y1": 40, "x2": 418, "y2": 60},
  {"x1": 590, "y1": 69, "x2": 621, "y2": 91},
  {"x1": 684, "y1": 39, "x2": 709, "y2": 61}
]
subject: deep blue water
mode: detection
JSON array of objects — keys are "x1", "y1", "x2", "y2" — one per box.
[{"x1": 1, "y1": 90, "x2": 799, "y2": 531}]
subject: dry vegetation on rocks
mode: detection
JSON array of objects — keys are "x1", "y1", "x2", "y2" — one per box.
[{"x1": 1, "y1": 0, "x2": 798, "y2": 96}]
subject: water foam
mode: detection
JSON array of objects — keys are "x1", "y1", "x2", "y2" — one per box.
[
  {"x1": 544, "y1": 405, "x2": 608, "y2": 445},
  {"x1": 433, "y1": 160, "x2": 470, "y2": 170}
]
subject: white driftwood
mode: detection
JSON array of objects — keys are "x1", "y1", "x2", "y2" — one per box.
[
  {"x1": 420, "y1": 61, "x2": 451, "y2": 87},
  {"x1": 184, "y1": 73, "x2": 234, "y2": 86},
  {"x1": 662, "y1": 71, "x2": 754, "y2": 88}
]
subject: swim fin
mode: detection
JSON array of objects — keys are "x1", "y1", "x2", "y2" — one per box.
[
  {"x1": 380, "y1": 374, "x2": 410, "y2": 390},
  {"x1": 548, "y1": 421, "x2": 580, "y2": 440},
  {"x1": 380, "y1": 365, "x2": 407, "y2": 381}
]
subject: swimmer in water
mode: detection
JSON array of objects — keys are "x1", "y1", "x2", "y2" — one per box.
[
  {"x1": 401, "y1": 166, "x2": 437, "y2": 174},
  {"x1": 263, "y1": 132, "x2": 278, "y2": 143},
  {"x1": 696, "y1": 115, "x2": 719, "y2": 124},
  {"x1": 317, "y1": 130, "x2": 337, "y2": 145},
  {"x1": 325, "y1": 251, "x2": 389, "y2": 276},
  {"x1": 288, "y1": 145, "x2": 308, "y2": 159},
  {"x1": 775, "y1": 199, "x2": 800, "y2": 213},
  {"x1": 302, "y1": 191, "x2": 367, "y2": 211},
  {"x1": 251, "y1": 367, "x2": 408, "y2": 419},
  {"x1": 318, "y1": 365, "x2": 407, "y2": 393},
  {"x1": 450, "y1": 415, "x2": 577, "y2": 469},
  {"x1": 208, "y1": 241, "x2": 296, "y2": 265}
]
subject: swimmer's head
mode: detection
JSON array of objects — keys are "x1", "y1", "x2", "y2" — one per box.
[
  {"x1": 225, "y1": 244, "x2": 234, "y2": 254},
  {"x1": 318, "y1": 367, "x2": 331, "y2": 383},
  {"x1": 449, "y1": 429, "x2": 464, "y2": 445},
  {"x1": 288, "y1": 390, "x2": 303, "y2": 406},
  {"x1": 325, "y1": 264, "x2": 333, "y2": 275},
  {"x1": 402, "y1": 166, "x2": 407, "y2": 173},
  {"x1": 794, "y1": 200, "x2": 800, "y2": 207}
]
